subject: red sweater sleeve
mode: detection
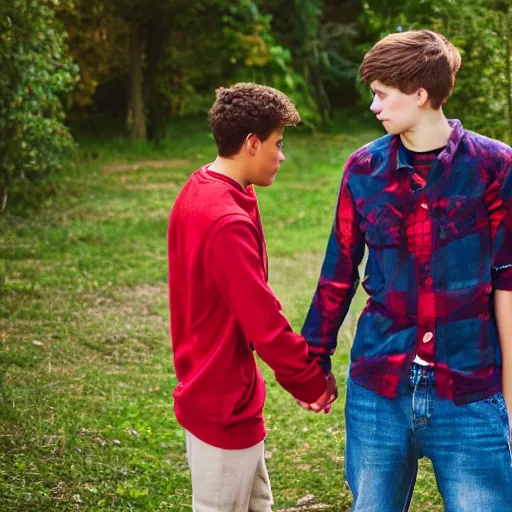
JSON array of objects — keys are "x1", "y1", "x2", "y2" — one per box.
[{"x1": 208, "y1": 220, "x2": 327, "y2": 404}]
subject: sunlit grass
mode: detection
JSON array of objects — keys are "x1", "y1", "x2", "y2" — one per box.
[{"x1": 0, "y1": 116, "x2": 443, "y2": 511}]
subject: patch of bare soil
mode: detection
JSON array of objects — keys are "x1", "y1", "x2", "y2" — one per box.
[
  {"x1": 87, "y1": 284, "x2": 167, "y2": 321},
  {"x1": 103, "y1": 159, "x2": 189, "y2": 174},
  {"x1": 125, "y1": 182, "x2": 179, "y2": 191}
]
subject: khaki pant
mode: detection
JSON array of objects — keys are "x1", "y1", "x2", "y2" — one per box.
[{"x1": 185, "y1": 430, "x2": 274, "y2": 512}]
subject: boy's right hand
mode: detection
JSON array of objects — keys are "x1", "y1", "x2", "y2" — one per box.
[{"x1": 297, "y1": 372, "x2": 338, "y2": 413}]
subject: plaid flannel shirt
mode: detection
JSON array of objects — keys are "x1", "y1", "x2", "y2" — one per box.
[{"x1": 302, "y1": 120, "x2": 512, "y2": 404}]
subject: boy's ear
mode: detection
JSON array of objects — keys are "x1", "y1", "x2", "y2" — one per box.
[
  {"x1": 245, "y1": 133, "x2": 260, "y2": 156},
  {"x1": 416, "y1": 88, "x2": 429, "y2": 108}
]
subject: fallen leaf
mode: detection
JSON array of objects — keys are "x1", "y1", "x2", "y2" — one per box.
[{"x1": 297, "y1": 494, "x2": 316, "y2": 506}]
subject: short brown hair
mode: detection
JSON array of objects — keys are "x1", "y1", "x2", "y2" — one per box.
[
  {"x1": 208, "y1": 82, "x2": 301, "y2": 157},
  {"x1": 359, "y1": 30, "x2": 462, "y2": 109}
]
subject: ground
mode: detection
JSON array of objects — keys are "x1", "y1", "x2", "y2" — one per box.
[{"x1": 0, "y1": 118, "x2": 443, "y2": 511}]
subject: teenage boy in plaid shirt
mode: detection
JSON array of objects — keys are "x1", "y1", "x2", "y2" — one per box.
[{"x1": 301, "y1": 30, "x2": 512, "y2": 510}]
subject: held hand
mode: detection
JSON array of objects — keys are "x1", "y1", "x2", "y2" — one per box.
[{"x1": 297, "y1": 372, "x2": 338, "y2": 414}]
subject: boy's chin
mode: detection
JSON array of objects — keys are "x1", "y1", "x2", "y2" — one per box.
[
  {"x1": 382, "y1": 123, "x2": 400, "y2": 135},
  {"x1": 253, "y1": 173, "x2": 277, "y2": 187}
]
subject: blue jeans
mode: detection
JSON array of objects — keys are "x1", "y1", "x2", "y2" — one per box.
[{"x1": 345, "y1": 363, "x2": 512, "y2": 512}]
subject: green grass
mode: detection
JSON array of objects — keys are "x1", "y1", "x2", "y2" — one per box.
[{"x1": 0, "y1": 116, "x2": 443, "y2": 511}]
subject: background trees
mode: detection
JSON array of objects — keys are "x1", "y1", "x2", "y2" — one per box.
[{"x1": 2, "y1": 0, "x2": 512, "y2": 210}]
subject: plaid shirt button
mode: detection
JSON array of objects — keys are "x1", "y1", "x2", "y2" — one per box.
[{"x1": 422, "y1": 332, "x2": 434, "y2": 343}]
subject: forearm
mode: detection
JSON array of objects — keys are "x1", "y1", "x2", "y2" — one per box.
[
  {"x1": 302, "y1": 272, "x2": 359, "y2": 371},
  {"x1": 210, "y1": 221, "x2": 327, "y2": 403},
  {"x1": 494, "y1": 289, "x2": 512, "y2": 417},
  {"x1": 255, "y1": 328, "x2": 328, "y2": 403},
  {"x1": 301, "y1": 180, "x2": 364, "y2": 367}
]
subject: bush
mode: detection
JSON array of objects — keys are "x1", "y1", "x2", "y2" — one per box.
[{"x1": 0, "y1": 0, "x2": 78, "y2": 211}]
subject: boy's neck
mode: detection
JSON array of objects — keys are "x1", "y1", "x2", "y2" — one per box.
[
  {"x1": 400, "y1": 109, "x2": 452, "y2": 152},
  {"x1": 209, "y1": 156, "x2": 250, "y2": 189}
]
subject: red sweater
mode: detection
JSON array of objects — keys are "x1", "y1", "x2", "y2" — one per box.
[{"x1": 168, "y1": 166, "x2": 327, "y2": 449}]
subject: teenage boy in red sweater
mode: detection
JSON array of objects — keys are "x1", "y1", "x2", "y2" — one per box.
[{"x1": 168, "y1": 83, "x2": 337, "y2": 512}]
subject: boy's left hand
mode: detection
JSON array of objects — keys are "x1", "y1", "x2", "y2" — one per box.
[{"x1": 297, "y1": 372, "x2": 338, "y2": 413}]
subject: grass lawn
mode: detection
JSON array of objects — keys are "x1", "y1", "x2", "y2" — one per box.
[{"x1": 0, "y1": 116, "x2": 443, "y2": 511}]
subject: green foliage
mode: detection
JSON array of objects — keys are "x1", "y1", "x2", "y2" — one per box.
[
  {"x1": 291, "y1": 0, "x2": 361, "y2": 124},
  {"x1": 56, "y1": 0, "x2": 129, "y2": 109},
  {"x1": 0, "y1": 0, "x2": 78, "y2": 211},
  {"x1": 56, "y1": 0, "x2": 337, "y2": 135},
  {"x1": 150, "y1": 2, "x2": 236, "y2": 119},
  {"x1": 360, "y1": 0, "x2": 512, "y2": 142},
  {"x1": 227, "y1": 0, "x2": 323, "y2": 128},
  {"x1": 150, "y1": 0, "x2": 322, "y2": 129},
  {"x1": 49, "y1": 0, "x2": 365, "y2": 139},
  {"x1": 260, "y1": 0, "x2": 363, "y2": 126}
]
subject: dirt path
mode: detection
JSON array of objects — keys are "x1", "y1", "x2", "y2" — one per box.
[{"x1": 102, "y1": 159, "x2": 189, "y2": 174}]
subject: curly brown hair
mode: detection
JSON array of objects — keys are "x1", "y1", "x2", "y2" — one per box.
[
  {"x1": 359, "y1": 30, "x2": 462, "y2": 109},
  {"x1": 208, "y1": 82, "x2": 301, "y2": 157}
]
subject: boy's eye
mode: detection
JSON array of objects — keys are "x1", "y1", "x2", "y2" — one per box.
[{"x1": 277, "y1": 140, "x2": 284, "y2": 151}]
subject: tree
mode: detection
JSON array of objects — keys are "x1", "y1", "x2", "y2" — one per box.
[
  {"x1": 0, "y1": 0, "x2": 78, "y2": 211},
  {"x1": 102, "y1": 0, "x2": 193, "y2": 140},
  {"x1": 56, "y1": 0, "x2": 128, "y2": 112},
  {"x1": 259, "y1": 0, "x2": 362, "y2": 125},
  {"x1": 211, "y1": 0, "x2": 322, "y2": 128},
  {"x1": 102, "y1": 0, "x2": 323, "y2": 139},
  {"x1": 58, "y1": 0, "x2": 358, "y2": 140}
]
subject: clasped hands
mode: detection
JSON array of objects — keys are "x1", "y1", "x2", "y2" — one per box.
[{"x1": 297, "y1": 372, "x2": 338, "y2": 414}]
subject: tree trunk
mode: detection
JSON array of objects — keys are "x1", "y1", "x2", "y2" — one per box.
[
  {"x1": 127, "y1": 21, "x2": 147, "y2": 140},
  {"x1": 1, "y1": 185, "x2": 7, "y2": 212},
  {"x1": 145, "y1": 15, "x2": 170, "y2": 141}
]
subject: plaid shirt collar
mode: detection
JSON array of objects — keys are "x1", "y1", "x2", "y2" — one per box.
[{"x1": 393, "y1": 119, "x2": 466, "y2": 177}]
